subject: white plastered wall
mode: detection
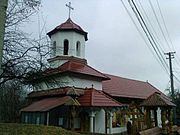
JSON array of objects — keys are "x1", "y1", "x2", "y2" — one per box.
[
  {"x1": 51, "y1": 31, "x2": 85, "y2": 58},
  {"x1": 95, "y1": 109, "x2": 106, "y2": 133},
  {"x1": 33, "y1": 75, "x2": 102, "y2": 91}
]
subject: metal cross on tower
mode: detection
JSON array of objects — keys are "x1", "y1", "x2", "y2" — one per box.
[{"x1": 65, "y1": 2, "x2": 74, "y2": 19}]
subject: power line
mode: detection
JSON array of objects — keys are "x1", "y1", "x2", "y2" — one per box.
[
  {"x1": 174, "y1": 75, "x2": 180, "y2": 84},
  {"x1": 155, "y1": 0, "x2": 180, "y2": 68},
  {"x1": 148, "y1": 0, "x2": 172, "y2": 52},
  {"x1": 155, "y1": 0, "x2": 180, "y2": 81},
  {"x1": 156, "y1": 0, "x2": 174, "y2": 51},
  {"x1": 135, "y1": 0, "x2": 166, "y2": 53},
  {"x1": 126, "y1": 0, "x2": 180, "y2": 86},
  {"x1": 120, "y1": 0, "x2": 160, "y2": 65},
  {"x1": 128, "y1": 0, "x2": 169, "y2": 74}
]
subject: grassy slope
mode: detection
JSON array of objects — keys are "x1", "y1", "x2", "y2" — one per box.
[{"x1": 0, "y1": 123, "x2": 81, "y2": 135}]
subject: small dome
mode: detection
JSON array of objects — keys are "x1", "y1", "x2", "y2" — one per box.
[{"x1": 47, "y1": 18, "x2": 88, "y2": 41}]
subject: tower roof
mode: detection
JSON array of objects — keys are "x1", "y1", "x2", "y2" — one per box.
[{"x1": 47, "y1": 18, "x2": 88, "y2": 41}]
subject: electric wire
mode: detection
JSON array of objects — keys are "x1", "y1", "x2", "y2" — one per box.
[
  {"x1": 156, "y1": 0, "x2": 180, "y2": 84},
  {"x1": 150, "y1": 0, "x2": 180, "y2": 80},
  {"x1": 148, "y1": 0, "x2": 172, "y2": 52},
  {"x1": 121, "y1": 0, "x2": 180, "y2": 87},
  {"x1": 120, "y1": 0, "x2": 160, "y2": 66},
  {"x1": 128, "y1": 0, "x2": 169, "y2": 74},
  {"x1": 174, "y1": 75, "x2": 180, "y2": 84},
  {"x1": 121, "y1": 0, "x2": 169, "y2": 76},
  {"x1": 135, "y1": 0, "x2": 165, "y2": 54},
  {"x1": 156, "y1": 0, "x2": 174, "y2": 51}
]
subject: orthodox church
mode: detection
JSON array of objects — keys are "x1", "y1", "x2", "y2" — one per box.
[{"x1": 20, "y1": 3, "x2": 175, "y2": 134}]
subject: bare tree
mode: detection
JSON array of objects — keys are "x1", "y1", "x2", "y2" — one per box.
[
  {"x1": 0, "y1": 0, "x2": 50, "y2": 85},
  {"x1": 0, "y1": 0, "x2": 51, "y2": 122}
]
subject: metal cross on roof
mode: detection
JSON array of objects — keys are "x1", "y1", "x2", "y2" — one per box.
[{"x1": 65, "y1": 2, "x2": 74, "y2": 19}]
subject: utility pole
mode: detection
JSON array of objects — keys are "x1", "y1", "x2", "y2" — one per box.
[
  {"x1": 0, "y1": 0, "x2": 8, "y2": 74},
  {"x1": 165, "y1": 52, "x2": 175, "y2": 101},
  {"x1": 165, "y1": 51, "x2": 176, "y2": 124}
]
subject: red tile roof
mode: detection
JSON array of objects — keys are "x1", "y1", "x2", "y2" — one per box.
[
  {"x1": 78, "y1": 88, "x2": 123, "y2": 107},
  {"x1": 28, "y1": 87, "x2": 84, "y2": 98},
  {"x1": 47, "y1": 18, "x2": 88, "y2": 41},
  {"x1": 21, "y1": 88, "x2": 123, "y2": 112},
  {"x1": 45, "y1": 61, "x2": 110, "y2": 80},
  {"x1": 102, "y1": 74, "x2": 162, "y2": 99},
  {"x1": 140, "y1": 92, "x2": 176, "y2": 107},
  {"x1": 20, "y1": 96, "x2": 78, "y2": 112},
  {"x1": 48, "y1": 56, "x2": 87, "y2": 65}
]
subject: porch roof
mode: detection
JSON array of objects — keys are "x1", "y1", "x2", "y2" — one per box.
[
  {"x1": 28, "y1": 87, "x2": 84, "y2": 98},
  {"x1": 78, "y1": 88, "x2": 124, "y2": 107},
  {"x1": 21, "y1": 96, "x2": 80, "y2": 112},
  {"x1": 140, "y1": 92, "x2": 176, "y2": 107}
]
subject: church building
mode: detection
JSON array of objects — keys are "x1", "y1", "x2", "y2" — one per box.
[{"x1": 20, "y1": 3, "x2": 175, "y2": 134}]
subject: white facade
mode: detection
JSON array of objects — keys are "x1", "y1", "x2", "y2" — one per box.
[
  {"x1": 50, "y1": 31, "x2": 85, "y2": 58},
  {"x1": 33, "y1": 75, "x2": 102, "y2": 91},
  {"x1": 95, "y1": 109, "x2": 106, "y2": 133}
]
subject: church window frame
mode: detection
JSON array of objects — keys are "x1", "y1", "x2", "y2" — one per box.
[
  {"x1": 63, "y1": 39, "x2": 69, "y2": 55},
  {"x1": 76, "y1": 41, "x2": 81, "y2": 56}
]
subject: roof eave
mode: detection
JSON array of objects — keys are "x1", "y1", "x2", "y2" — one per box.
[{"x1": 47, "y1": 29, "x2": 88, "y2": 41}]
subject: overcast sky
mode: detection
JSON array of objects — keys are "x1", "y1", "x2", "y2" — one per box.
[{"x1": 23, "y1": 0, "x2": 180, "y2": 93}]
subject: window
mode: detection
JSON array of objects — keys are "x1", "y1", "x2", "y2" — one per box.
[
  {"x1": 58, "y1": 117, "x2": 63, "y2": 126},
  {"x1": 52, "y1": 41, "x2": 56, "y2": 56},
  {"x1": 64, "y1": 39, "x2": 69, "y2": 55},
  {"x1": 36, "y1": 116, "x2": 40, "y2": 125},
  {"x1": 74, "y1": 118, "x2": 81, "y2": 129},
  {"x1": 76, "y1": 41, "x2": 80, "y2": 56},
  {"x1": 25, "y1": 115, "x2": 28, "y2": 123}
]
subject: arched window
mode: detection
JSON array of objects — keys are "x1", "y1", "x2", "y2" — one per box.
[
  {"x1": 52, "y1": 41, "x2": 56, "y2": 56},
  {"x1": 76, "y1": 41, "x2": 80, "y2": 56},
  {"x1": 64, "y1": 39, "x2": 69, "y2": 55}
]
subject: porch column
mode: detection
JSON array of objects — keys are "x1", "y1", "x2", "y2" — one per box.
[
  {"x1": 146, "y1": 109, "x2": 151, "y2": 128},
  {"x1": 89, "y1": 111, "x2": 95, "y2": 133},
  {"x1": 169, "y1": 109, "x2": 173, "y2": 134},
  {"x1": 161, "y1": 108, "x2": 167, "y2": 134},
  {"x1": 157, "y1": 107, "x2": 162, "y2": 127},
  {"x1": 46, "y1": 112, "x2": 49, "y2": 126},
  {"x1": 109, "y1": 112, "x2": 113, "y2": 134}
]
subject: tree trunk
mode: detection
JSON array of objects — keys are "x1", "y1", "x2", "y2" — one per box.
[{"x1": 0, "y1": 0, "x2": 8, "y2": 73}]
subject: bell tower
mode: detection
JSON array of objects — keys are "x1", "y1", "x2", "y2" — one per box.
[{"x1": 47, "y1": 2, "x2": 88, "y2": 68}]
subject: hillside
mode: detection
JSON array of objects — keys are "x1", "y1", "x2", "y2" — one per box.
[{"x1": 0, "y1": 123, "x2": 81, "y2": 135}]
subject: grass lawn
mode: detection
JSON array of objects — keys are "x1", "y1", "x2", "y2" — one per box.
[{"x1": 0, "y1": 123, "x2": 81, "y2": 135}]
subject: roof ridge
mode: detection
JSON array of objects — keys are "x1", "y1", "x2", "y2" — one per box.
[
  {"x1": 146, "y1": 82, "x2": 161, "y2": 93},
  {"x1": 64, "y1": 18, "x2": 83, "y2": 30},
  {"x1": 105, "y1": 73, "x2": 150, "y2": 83},
  {"x1": 85, "y1": 64, "x2": 110, "y2": 79}
]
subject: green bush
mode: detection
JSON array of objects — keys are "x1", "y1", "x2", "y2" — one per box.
[{"x1": 0, "y1": 123, "x2": 81, "y2": 135}]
